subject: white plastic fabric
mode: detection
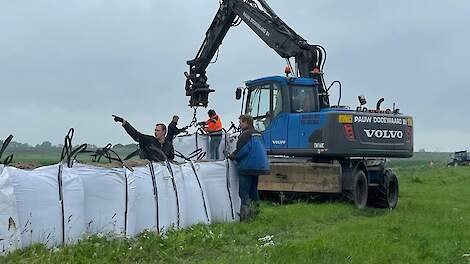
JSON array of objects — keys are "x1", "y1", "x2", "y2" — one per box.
[
  {"x1": 173, "y1": 134, "x2": 208, "y2": 161},
  {"x1": 223, "y1": 133, "x2": 239, "y2": 158},
  {"x1": 173, "y1": 132, "x2": 239, "y2": 162},
  {"x1": 9, "y1": 165, "x2": 62, "y2": 248},
  {"x1": 127, "y1": 162, "x2": 212, "y2": 234},
  {"x1": 70, "y1": 163, "x2": 134, "y2": 236},
  {"x1": 35, "y1": 165, "x2": 86, "y2": 245},
  {"x1": 126, "y1": 165, "x2": 158, "y2": 236},
  {"x1": 152, "y1": 162, "x2": 179, "y2": 232},
  {"x1": 173, "y1": 162, "x2": 211, "y2": 228},
  {"x1": 0, "y1": 159, "x2": 240, "y2": 254},
  {"x1": 195, "y1": 160, "x2": 240, "y2": 222},
  {"x1": 0, "y1": 167, "x2": 21, "y2": 254}
]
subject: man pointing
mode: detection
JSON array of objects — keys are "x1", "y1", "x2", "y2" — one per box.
[{"x1": 113, "y1": 115, "x2": 174, "y2": 161}]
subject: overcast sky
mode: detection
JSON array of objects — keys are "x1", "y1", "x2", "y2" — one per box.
[{"x1": 1, "y1": 0, "x2": 469, "y2": 151}]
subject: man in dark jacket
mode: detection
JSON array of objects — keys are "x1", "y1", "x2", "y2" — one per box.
[
  {"x1": 113, "y1": 115, "x2": 174, "y2": 161},
  {"x1": 229, "y1": 114, "x2": 269, "y2": 221},
  {"x1": 166, "y1": 115, "x2": 188, "y2": 143}
]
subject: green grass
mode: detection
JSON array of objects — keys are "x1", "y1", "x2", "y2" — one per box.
[
  {"x1": 2, "y1": 163, "x2": 470, "y2": 263},
  {"x1": 6, "y1": 145, "x2": 139, "y2": 168},
  {"x1": 8, "y1": 150, "x2": 452, "y2": 169},
  {"x1": 389, "y1": 151, "x2": 451, "y2": 167}
]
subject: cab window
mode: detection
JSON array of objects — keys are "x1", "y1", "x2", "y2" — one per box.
[
  {"x1": 290, "y1": 85, "x2": 317, "y2": 113},
  {"x1": 246, "y1": 84, "x2": 271, "y2": 132}
]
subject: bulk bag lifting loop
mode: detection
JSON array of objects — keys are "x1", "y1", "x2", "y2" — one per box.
[
  {"x1": 188, "y1": 161, "x2": 210, "y2": 223},
  {"x1": 165, "y1": 160, "x2": 180, "y2": 229},
  {"x1": 124, "y1": 145, "x2": 171, "y2": 233},
  {"x1": 57, "y1": 129, "x2": 76, "y2": 245},
  {"x1": 225, "y1": 159, "x2": 235, "y2": 220},
  {"x1": 175, "y1": 150, "x2": 210, "y2": 223},
  {"x1": 147, "y1": 161, "x2": 160, "y2": 234},
  {"x1": 57, "y1": 128, "x2": 88, "y2": 245},
  {"x1": 69, "y1": 141, "x2": 132, "y2": 237},
  {"x1": 0, "y1": 135, "x2": 14, "y2": 166}
]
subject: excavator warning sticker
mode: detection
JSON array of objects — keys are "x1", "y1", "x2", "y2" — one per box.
[
  {"x1": 406, "y1": 118, "x2": 413, "y2": 126},
  {"x1": 338, "y1": 115, "x2": 353, "y2": 123},
  {"x1": 353, "y1": 115, "x2": 407, "y2": 125}
]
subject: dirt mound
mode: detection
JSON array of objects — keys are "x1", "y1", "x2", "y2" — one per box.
[{"x1": 11, "y1": 162, "x2": 41, "y2": 170}]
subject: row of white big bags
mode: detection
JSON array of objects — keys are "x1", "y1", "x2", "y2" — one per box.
[{"x1": 0, "y1": 132, "x2": 240, "y2": 255}]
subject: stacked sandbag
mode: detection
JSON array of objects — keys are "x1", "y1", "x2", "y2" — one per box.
[
  {"x1": 173, "y1": 133, "x2": 209, "y2": 160},
  {"x1": 221, "y1": 132, "x2": 239, "y2": 158},
  {"x1": 173, "y1": 162, "x2": 211, "y2": 228},
  {"x1": 126, "y1": 165, "x2": 158, "y2": 236},
  {"x1": 173, "y1": 132, "x2": 239, "y2": 161},
  {"x1": 69, "y1": 163, "x2": 134, "y2": 237},
  {"x1": 150, "y1": 162, "x2": 179, "y2": 232},
  {"x1": 42, "y1": 165, "x2": 86, "y2": 244},
  {"x1": 195, "y1": 160, "x2": 241, "y2": 222},
  {"x1": 0, "y1": 159, "x2": 241, "y2": 254},
  {"x1": 126, "y1": 162, "x2": 180, "y2": 235},
  {"x1": 125, "y1": 161, "x2": 213, "y2": 234},
  {"x1": 0, "y1": 167, "x2": 21, "y2": 254},
  {"x1": 8, "y1": 165, "x2": 62, "y2": 247}
]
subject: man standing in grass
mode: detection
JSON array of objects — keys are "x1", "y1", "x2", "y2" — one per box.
[{"x1": 229, "y1": 114, "x2": 269, "y2": 221}]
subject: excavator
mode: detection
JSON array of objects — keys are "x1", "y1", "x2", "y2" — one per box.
[{"x1": 184, "y1": 0, "x2": 413, "y2": 208}]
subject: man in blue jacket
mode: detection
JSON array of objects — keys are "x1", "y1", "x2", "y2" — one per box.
[{"x1": 228, "y1": 114, "x2": 269, "y2": 221}]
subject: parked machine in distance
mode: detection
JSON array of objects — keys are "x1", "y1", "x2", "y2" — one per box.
[
  {"x1": 447, "y1": 150, "x2": 470, "y2": 166},
  {"x1": 184, "y1": 0, "x2": 413, "y2": 208}
]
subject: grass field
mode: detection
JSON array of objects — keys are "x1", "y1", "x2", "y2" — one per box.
[
  {"x1": 2, "y1": 153, "x2": 469, "y2": 263},
  {"x1": 5, "y1": 145, "x2": 139, "y2": 168},
  {"x1": 6, "y1": 149, "x2": 452, "y2": 168}
]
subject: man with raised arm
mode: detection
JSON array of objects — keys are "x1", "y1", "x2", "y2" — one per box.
[{"x1": 112, "y1": 115, "x2": 174, "y2": 161}]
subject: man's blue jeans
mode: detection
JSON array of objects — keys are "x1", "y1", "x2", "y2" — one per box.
[
  {"x1": 209, "y1": 135, "x2": 222, "y2": 160},
  {"x1": 238, "y1": 174, "x2": 259, "y2": 206}
]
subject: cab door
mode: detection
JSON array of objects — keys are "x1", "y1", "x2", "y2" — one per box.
[
  {"x1": 287, "y1": 84, "x2": 320, "y2": 149},
  {"x1": 245, "y1": 82, "x2": 287, "y2": 151},
  {"x1": 266, "y1": 84, "x2": 288, "y2": 150}
]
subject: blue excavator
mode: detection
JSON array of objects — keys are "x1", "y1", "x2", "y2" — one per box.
[{"x1": 184, "y1": 0, "x2": 413, "y2": 208}]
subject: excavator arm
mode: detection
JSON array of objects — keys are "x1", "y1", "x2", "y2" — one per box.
[{"x1": 185, "y1": 0, "x2": 328, "y2": 107}]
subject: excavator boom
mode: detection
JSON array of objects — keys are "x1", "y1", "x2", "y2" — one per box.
[{"x1": 185, "y1": 0, "x2": 327, "y2": 107}]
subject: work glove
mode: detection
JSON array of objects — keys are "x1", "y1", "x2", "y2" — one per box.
[
  {"x1": 112, "y1": 115, "x2": 124, "y2": 123},
  {"x1": 197, "y1": 121, "x2": 206, "y2": 126},
  {"x1": 182, "y1": 126, "x2": 189, "y2": 131}
]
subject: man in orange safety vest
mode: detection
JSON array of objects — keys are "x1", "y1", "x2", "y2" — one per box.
[{"x1": 198, "y1": 109, "x2": 223, "y2": 159}]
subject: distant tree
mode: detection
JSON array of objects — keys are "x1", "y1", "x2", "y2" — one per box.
[
  {"x1": 9, "y1": 141, "x2": 33, "y2": 150},
  {"x1": 36, "y1": 141, "x2": 53, "y2": 151},
  {"x1": 418, "y1": 148, "x2": 426, "y2": 153},
  {"x1": 87, "y1": 144, "x2": 98, "y2": 150}
]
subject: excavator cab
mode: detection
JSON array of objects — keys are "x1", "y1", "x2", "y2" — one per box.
[
  {"x1": 241, "y1": 76, "x2": 323, "y2": 153},
  {"x1": 238, "y1": 75, "x2": 413, "y2": 158}
]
